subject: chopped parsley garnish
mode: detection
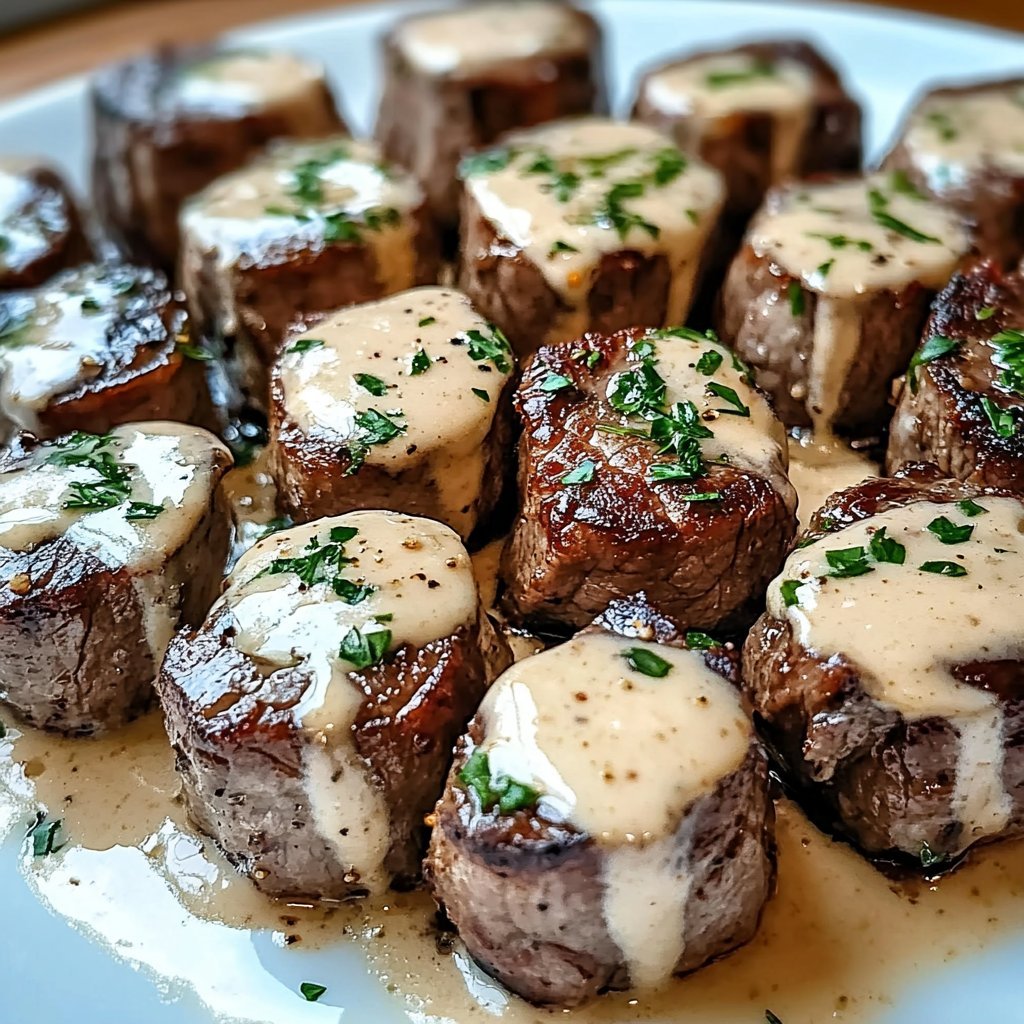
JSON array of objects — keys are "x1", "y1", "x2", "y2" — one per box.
[
  {"x1": 80, "y1": 296, "x2": 102, "y2": 314},
  {"x1": 919, "y1": 560, "x2": 968, "y2": 577},
  {"x1": 957, "y1": 499, "x2": 988, "y2": 517},
  {"x1": 816, "y1": 259, "x2": 835, "y2": 279},
  {"x1": 472, "y1": 387, "x2": 490, "y2": 402},
  {"x1": 259, "y1": 527, "x2": 357, "y2": 588},
  {"x1": 29, "y1": 815, "x2": 64, "y2": 857},
  {"x1": 825, "y1": 546, "x2": 874, "y2": 578},
  {"x1": 464, "y1": 325, "x2": 513, "y2": 373},
  {"x1": 706, "y1": 381, "x2": 750, "y2": 417},
  {"x1": 788, "y1": 281, "x2": 805, "y2": 317},
  {"x1": 925, "y1": 109, "x2": 957, "y2": 141},
  {"x1": 976, "y1": 306, "x2": 997, "y2": 321},
  {"x1": 548, "y1": 239, "x2": 580, "y2": 257},
  {"x1": 287, "y1": 337, "x2": 325, "y2": 354},
  {"x1": 695, "y1": 349, "x2": 723, "y2": 376},
  {"x1": 332, "y1": 579, "x2": 375, "y2": 604},
  {"x1": 289, "y1": 147, "x2": 349, "y2": 205},
  {"x1": 572, "y1": 346, "x2": 602, "y2": 369},
  {"x1": 890, "y1": 169, "x2": 924, "y2": 199},
  {"x1": 540, "y1": 372, "x2": 573, "y2": 392},
  {"x1": 919, "y1": 841, "x2": 948, "y2": 870},
  {"x1": 622, "y1": 646, "x2": 672, "y2": 677},
  {"x1": 780, "y1": 579, "x2": 802, "y2": 607},
  {"x1": 908, "y1": 335, "x2": 959, "y2": 393},
  {"x1": 868, "y1": 527, "x2": 905, "y2": 564},
  {"x1": 353, "y1": 373, "x2": 388, "y2": 397},
  {"x1": 561, "y1": 460, "x2": 596, "y2": 485},
  {"x1": 989, "y1": 328, "x2": 1024, "y2": 396},
  {"x1": 299, "y1": 982, "x2": 327, "y2": 1003},
  {"x1": 410, "y1": 348, "x2": 431, "y2": 375},
  {"x1": 344, "y1": 409, "x2": 406, "y2": 475},
  {"x1": 980, "y1": 396, "x2": 1019, "y2": 438},
  {"x1": 926, "y1": 516, "x2": 974, "y2": 544},
  {"x1": 125, "y1": 501, "x2": 164, "y2": 521},
  {"x1": 339, "y1": 626, "x2": 391, "y2": 669},
  {"x1": 176, "y1": 340, "x2": 213, "y2": 361},
  {"x1": 45, "y1": 432, "x2": 157, "y2": 517},
  {"x1": 868, "y1": 187, "x2": 939, "y2": 243},
  {"x1": 459, "y1": 147, "x2": 513, "y2": 177},
  {"x1": 609, "y1": 358, "x2": 666, "y2": 415},
  {"x1": 593, "y1": 180, "x2": 659, "y2": 240},
  {"x1": 684, "y1": 630, "x2": 718, "y2": 649},
  {"x1": 417, "y1": 316, "x2": 436, "y2": 327},
  {"x1": 705, "y1": 58, "x2": 776, "y2": 89},
  {"x1": 458, "y1": 749, "x2": 539, "y2": 814},
  {"x1": 807, "y1": 232, "x2": 873, "y2": 252}
]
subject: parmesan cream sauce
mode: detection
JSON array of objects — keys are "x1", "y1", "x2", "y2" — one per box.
[
  {"x1": 214, "y1": 511, "x2": 478, "y2": 892},
  {"x1": 394, "y1": 0, "x2": 589, "y2": 77},
  {"x1": 643, "y1": 53, "x2": 815, "y2": 182},
  {"x1": 786, "y1": 431, "x2": 879, "y2": 529},
  {"x1": 768, "y1": 497, "x2": 1024, "y2": 851},
  {"x1": 748, "y1": 174, "x2": 969, "y2": 433},
  {"x1": 477, "y1": 631, "x2": 751, "y2": 990},
  {"x1": 465, "y1": 118, "x2": 724, "y2": 346},
  {"x1": 0, "y1": 157, "x2": 52, "y2": 272},
  {"x1": 278, "y1": 288, "x2": 514, "y2": 539}
]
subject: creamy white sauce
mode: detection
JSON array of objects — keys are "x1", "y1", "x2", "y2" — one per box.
[
  {"x1": 477, "y1": 630, "x2": 751, "y2": 989},
  {"x1": 768, "y1": 497, "x2": 1023, "y2": 850},
  {"x1": 643, "y1": 53, "x2": 815, "y2": 182},
  {"x1": 464, "y1": 118, "x2": 724, "y2": 346},
  {"x1": 181, "y1": 136, "x2": 421, "y2": 337},
  {"x1": 394, "y1": 0, "x2": 589, "y2": 77},
  {"x1": 277, "y1": 287, "x2": 514, "y2": 539},
  {"x1": 902, "y1": 85, "x2": 1024, "y2": 192},
  {"x1": 787, "y1": 431, "x2": 878, "y2": 529},
  {"x1": 216, "y1": 510, "x2": 479, "y2": 892},
  {"x1": 0, "y1": 158, "x2": 53, "y2": 273}
]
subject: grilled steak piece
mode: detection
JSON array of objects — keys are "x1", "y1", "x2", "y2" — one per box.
[
  {"x1": 887, "y1": 259, "x2": 1024, "y2": 489},
  {"x1": 458, "y1": 118, "x2": 724, "y2": 356},
  {"x1": 426, "y1": 614, "x2": 774, "y2": 1007},
  {"x1": 502, "y1": 325, "x2": 796, "y2": 632},
  {"x1": 270, "y1": 288, "x2": 515, "y2": 541},
  {"x1": 0, "y1": 157, "x2": 91, "y2": 290},
  {"x1": 717, "y1": 173, "x2": 971, "y2": 435},
  {"x1": 744, "y1": 472, "x2": 1024, "y2": 863},
  {"x1": 180, "y1": 136, "x2": 440, "y2": 409},
  {"x1": 90, "y1": 45, "x2": 343, "y2": 271},
  {"x1": 158, "y1": 511, "x2": 511, "y2": 900},
  {"x1": 881, "y1": 77, "x2": 1024, "y2": 265},
  {"x1": 0, "y1": 423, "x2": 231, "y2": 734},
  {"x1": 375, "y1": 0, "x2": 606, "y2": 235},
  {"x1": 0, "y1": 262, "x2": 213, "y2": 442}
]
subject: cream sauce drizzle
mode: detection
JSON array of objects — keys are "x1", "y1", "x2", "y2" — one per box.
[
  {"x1": 278, "y1": 287, "x2": 514, "y2": 539},
  {"x1": 477, "y1": 630, "x2": 751, "y2": 990},
  {"x1": 465, "y1": 118, "x2": 724, "y2": 346},
  {"x1": 787, "y1": 431, "x2": 878, "y2": 529},
  {"x1": 0, "y1": 158, "x2": 51, "y2": 272},
  {"x1": 767, "y1": 497, "x2": 1024, "y2": 850},
  {"x1": 643, "y1": 54, "x2": 814, "y2": 182},
  {"x1": 216, "y1": 510, "x2": 478, "y2": 892},
  {"x1": 394, "y1": 1, "x2": 589, "y2": 77}
]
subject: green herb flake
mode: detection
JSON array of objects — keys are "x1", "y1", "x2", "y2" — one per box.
[
  {"x1": 787, "y1": 281, "x2": 806, "y2": 318},
  {"x1": 463, "y1": 325, "x2": 513, "y2": 374},
  {"x1": 976, "y1": 306, "x2": 997, "y2": 321},
  {"x1": 125, "y1": 501, "x2": 164, "y2": 521},
  {"x1": 561, "y1": 460, "x2": 596, "y2": 485},
  {"x1": 825, "y1": 546, "x2": 874, "y2": 578},
  {"x1": 288, "y1": 337, "x2": 325, "y2": 355},
  {"x1": 868, "y1": 527, "x2": 906, "y2": 565},
  {"x1": 80, "y1": 296, "x2": 103, "y2": 314},
  {"x1": 409, "y1": 348, "x2": 431, "y2": 376},
  {"x1": 30, "y1": 816, "x2": 64, "y2": 857},
  {"x1": 622, "y1": 646, "x2": 672, "y2": 678},
  {"x1": 980, "y1": 396, "x2": 1018, "y2": 439},
  {"x1": 927, "y1": 516, "x2": 974, "y2": 544},
  {"x1": 459, "y1": 147, "x2": 513, "y2": 178},
  {"x1": 706, "y1": 381, "x2": 750, "y2": 417},
  {"x1": 548, "y1": 239, "x2": 580, "y2": 257},
  {"x1": 989, "y1": 328, "x2": 1024, "y2": 397},
  {"x1": 957, "y1": 499, "x2": 988, "y2": 517},
  {"x1": 332, "y1": 579, "x2": 375, "y2": 604},
  {"x1": 339, "y1": 626, "x2": 391, "y2": 670},
  {"x1": 908, "y1": 335, "x2": 959, "y2": 393},
  {"x1": 705, "y1": 58, "x2": 776, "y2": 89},
  {"x1": 780, "y1": 579, "x2": 802, "y2": 607},
  {"x1": 685, "y1": 630, "x2": 718, "y2": 650},
  {"x1": 919, "y1": 560, "x2": 968, "y2": 577},
  {"x1": 344, "y1": 408, "x2": 406, "y2": 475},
  {"x1": 353, "y1": 373, "x2": 388, "y2": 397},
  {"x1": 890, "y1": 170, "x2": 924, "y2": 199},
  {"x1": 458, "y1": 749, "x2": 539, "y2": 814},
  {"x1": 867, "y1": 187, "x2": 940, "y2": 243},
  {"x1": 472, "y1": 388, "x2": 490, "y2": 403},
  {"x1": 299, "y1": 982, "x2": 327, "y2": 1003},
  {"x1": 695, "y1": 349, "x2": 724, "y2": 376},
  {"x1": 807, "y1": 232, "x2": 874, "y2": 252},
  {"x1": 919, "y1": 842, "x2": 948, "y2": 870},
  {"x1": 539, "y1": 373, "x2": 573, "y2": 393},
  {"x1": 417, "y1": 316, "x2": 436, "y2": 327}
]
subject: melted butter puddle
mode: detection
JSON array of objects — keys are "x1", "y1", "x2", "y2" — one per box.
[{"x1": 3, "y1": 715, "x2": 1023, "y2": 1023}]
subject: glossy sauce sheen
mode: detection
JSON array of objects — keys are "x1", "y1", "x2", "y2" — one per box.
[
  {"x1": 787, "y1": 433, "x2": 878, "y2": 529},
  {"x1": 465, "y1": 118, "x2": 724, "y2": 345},
  {"x1": 478, "y1": 631, "x2": 751, "y2": 990},
  {"x1": 0, "y1": 157, "x2": 52, "y2": 273},
  {"x1": 643, "y1": 54, "x2": 815, "y2": 181},
  {"x1": 768, "y1": 497, "x2": 1024, "y2": 851},
  {"x1": 394, "y1": 0, "x2": 589, "y2": 77},
  {"x1": 279, "y1": 287, "x2": 514, "y2": 538},
  {"x1": 216, "y1": 510, "x2": 478, "y2": 891}
]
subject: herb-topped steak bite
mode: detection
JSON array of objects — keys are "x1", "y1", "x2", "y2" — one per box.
[
  {"x1": 0, "y1": 423, "x2": 231, "y2": 734},
  {"x1": 744, "y1": 474, "x2": 1024, "y2": 864},
  {"x1": 0, "y1": 157, "x2": 91, "y2": 290},
  {"x1": 180, "y1": 136, "x2": 439, "y2": 407},
  {"x1": 502, "y1": 325, "x2": 796, "y2": 631},
  {"x1": 887, "y1": 260, "x2": 1024, "y2": 489},
  {"x1": 458, "y1": 118, "x2": 725, "y2": 356},
  {"x1": 426, "y1": 622, "x2": 774, "y2": 1006},
  {"x1": 881, "y1": 78, "x2": 1024, "y2": 264},
  {"x1": 376, "y1": 0, "x2": 606, "y2": 235},
  {"x1": 0, "y1": 263, "x2": 212, "y2": 442},
  {"x1": 158, "y1": 511, "x2": 511, "y2": 899},
  {"x1": 717, "y1": 172, "x2": 970, "y2": 435},
  {"x1": 270, "y1": 288, "x2": 515, "y2": 540},
  {"x1": 91, "y1": 45, "x2": 344, "y2": 271}
]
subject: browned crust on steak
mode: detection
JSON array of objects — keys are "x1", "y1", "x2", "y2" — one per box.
[
  {"x1": 742, "y1": 473, "x2": 1024, "y2": 859},
  {"x1": 90, "y1": 44, "x2": 344, "y2": 271},
  {"x1": 501, "y1": 328, "x2": 796, "y2": 631},
  {"x1": 375, "y1": 5, "x2": 606, "y2": 232},
  {"x1": 887, "y1": 259, "x2": 1024, "y2": 489}
]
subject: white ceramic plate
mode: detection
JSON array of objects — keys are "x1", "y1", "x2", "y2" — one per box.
[{"x1": 2, "y1": 3, "x2": 1024, "y2": 1023}]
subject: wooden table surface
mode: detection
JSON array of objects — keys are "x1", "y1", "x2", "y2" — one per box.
[{"x1": 0, "y1": 0, "x2": 1020, "y2": 100}]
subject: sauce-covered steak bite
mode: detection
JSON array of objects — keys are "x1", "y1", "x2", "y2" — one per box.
[
  {"x1": 158, "y1": 511, "x2": 511, "y2": 900},
  {"x1": 270, "y1": 288, "x2": 515, "y2": 540},
  {"x1": 0, "y1": 423, "x2": 232, "y2": 735},
  {"x1": 717, "y1": 172, "x2": 971, "y2": 436},
  {"x1": 502, "y1": 325, "x2": 797, "y2": 631},
  {"x1": 887, "y1": 259, "x2": 1024, "y2": 489},
  {"x1": 91, "y1": 45, "x2": 344, "y2": 271},
  {"x1": 375, "y1": 0, "x2": 606, "y2": 234},
  {"x1": 881, "y1": 78, "x2": 1024, "y2": 264},
  {"x1": 426, "y1": 626, "x2": 774, "y2": 1007},
  {"x1": 180, "y1": 136, "x2": 440, "y2": 408},
  {"x1": 458, "y1": 118, "x2": 725, "y2": 356},
  {"x1": 744, "y1": 474, "x2": 1024, "y2": 864},
  {"x1": 0, "y1": 157, "x2": 91, "y2": 290},
  {"x1": 0, "y1": 262, "x2": 213, "y2": 442}
]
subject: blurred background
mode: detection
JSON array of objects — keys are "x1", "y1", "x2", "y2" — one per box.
[{"x1": 0, "y1": 0, "x2": 1021, "y2": 99}]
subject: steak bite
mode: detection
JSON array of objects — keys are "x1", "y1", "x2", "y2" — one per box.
[
  {"x1": 458, "y1": 118, "x2": 725, "y2": 356},
  {"x1": 180, "y1": 136, "x2": 439, "y2": 407},
  {"x1": 0, "y1": 157, "x2": 91, "y2": 290},
  {"x1": 887, "y1": 259, "x2": 1024, "y2": 489},
  {"x1": 717, "y1": 172, "x2": 971, "y2": 435},
  {"x1": 0, "y1": 423, "x2": 232, "y2": 735},
  {"x1": 375, "y1": 0, "x2": 606, "y2": 234},
  {"x1": 270, "y1": 287, "x2": 516, "y2": 540},
  {"x1": 881, "y1": 78, "x2": 1024, "y2": 264},
  {"x1": 91, "y1": 45, "x2": 343, "y2": 271},
  {"x1": 158, "y1": 510, "x2": 511, "y2": 900},
  {"x1": 426, "y1": 624, "x2": 774, "y2": 1006},
  {"x1": 0, "y1": 262, "x2": 212, "y2": 442},
  {"x1": 744, "y1": 474, "x2": 1024, "y2": 863},
  {"x1": 502, "y1": 325, "x2": 797, "y2": 632}
]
